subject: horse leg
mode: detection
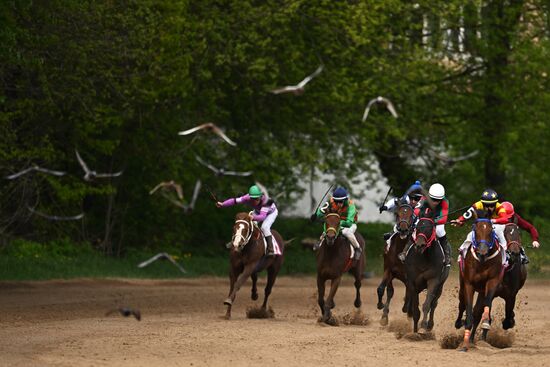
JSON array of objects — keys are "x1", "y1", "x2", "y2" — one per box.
[
  {"x1": 224, "y1": 266, "x2": 241, "y2": 319},
  {"x1": 419, "y1": 280, "x2": 438, "y2": 333},
  {"x1": 455, "y1": 278, "x2": 466, "y2": 329},
  {"x1": 251, "y1": 272, "x2": 259, "y2": 301},
  {"x1": 381, "y1": 278, "x2": 395, "y2": 326},
  {"x1": 502, "y1": 294, "x2": 516, "y2": 330},
  {"x1": 353, "y1": 269, "x2": 362, "y2": 309},
  {"x1": 225, "y1": 263, "x2": 256, "y2": 310},
  {"x1": 377, "y1": 269, "x2": 389, "y2": 310},
  {"x1": 317, "y1": 275, "x2": 326, "y2": 320},
  {"x1": 261, "y1": 265, "x2": 278, "y2": 310},
  {"x1": 480, "y1": 278, "x2": 500, "y2": 340},
  {"x1": 461, "y1": 283, "x2": 475, "y2": 351},
  {"x1": 324, "y1": 276, "x2": 341, "y2": 324},
  {"x1": 471, "y1": 292, "x2": 485, "y2": 343}
]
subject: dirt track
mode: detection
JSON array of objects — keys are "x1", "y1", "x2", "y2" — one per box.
[{"x1": 1, "y1": 275, "x2": 550, "y2": 367}]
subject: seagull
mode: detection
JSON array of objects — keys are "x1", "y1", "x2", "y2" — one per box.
[
  {"x1": 195, "y1": 156, "x2": 252, "y2": 177},
  {"x1": 138, "y1": 252, "x2": 186, "y2": 273},
  {"x1": 5, "y1": 165, "x2": 66, "y2": 180},
  {"x1": 270, "y1": 65, "x2": 324, "y2": 95},
  {"x1": 362, "y1": 96, "x2": 398, "y2": 122},
  {"x1": 27, "y1": 206, "x2": 84, "y2": 221},
  {"x1": 178, "y1": 123, "x2": 237, "y2": 146},
  {"x1": 75, "y1": 149, "x2": 123, "y2": 181},
  {"x1": 149, "y1": 180, "x2": 184, "y2": 200},
  {"x1": 432, "y1": 150, "x2": 480, "y2": 166},
  {"x1": 105, "y1": 307, "x2": 141, "y2": 321},
  {"x1": 161, "y1": 179, "x2": 202, "y2": 213}
]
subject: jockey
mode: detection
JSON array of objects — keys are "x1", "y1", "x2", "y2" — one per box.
[
  {"x1": 379, "y1": 180, "x2": 424, "y2": 241},
  {"x1": 450, "y1": 188, "x2": 507, "y2": 263},
  {"x1": 310, "y1": 187, "x2": 362, "y2": 260},
  {"x1": 492, "y1": 201, "x2": 539, "y2": 264},
  {"x1": 397, "y1": 183, "x2": 451, "y2": 266},
  {"x1": 216, "y1": 184, "x2": 278, "y2": 257}
]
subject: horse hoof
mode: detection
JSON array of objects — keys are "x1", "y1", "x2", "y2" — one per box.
[
  {"x1": 481, "y1": 321, "x2": 491, "y2": 330},
  {"x1": 454, "y1": 319, "x2": 464, "y2": 329},
  {"x1": 251, "y1": 293, "x2": 258, "y2": 301},
  {"x1": 502, "y1": 318, "x2": 515, "y2": 330},
  {"x1": 459, "y1": 347, "x2": 468, "y2": 352},
  {"x1": 418, "y1": 328, "x2": 427, "y2": 335},
  {"x1": 380, "y1": 315, "x2": 388, "y2": 326},
  {"x1": 354, "y1": 300, "x2": 362, "y2": 308},
  {"x1": 223, "y1": 298, "x2": 233, "y2": 306},
  {"x1": 224, "y1": 313, "x2": 231, "y2": 320},
  {"x1": 377, "y1": 302, "x2": 384, "y2": 310}
]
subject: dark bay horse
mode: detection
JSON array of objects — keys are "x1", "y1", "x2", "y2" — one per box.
[
  {"x1": 455, "y1": 216, "x2": 503, "y2": 351},
  {"x1": 224, "y1": 212, "x2": 285, "y2": 319},
  {"x1": 377, "y1": 201, "x2": 415, "y2": 326},
  {"x1": 405, "y1": 216, "x2": 449, "y2": 333},
  {"x1": 316, "y1": 212, "x2": 365, "y2": 324},
  {"x1": 494, "y1": 223, "x2": 527, "y2": 330}
]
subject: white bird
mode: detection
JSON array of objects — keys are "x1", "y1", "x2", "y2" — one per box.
[
  {"x1": 75, "y1": 149, "x2": 123, "y2": 181},
  {"x1": 137, "y1": 252, "x2": 186, "y2": 273},
  {"x1": 5, "y1": 165, "x2": 66, "y2": 180},
  {"x1": 178, "y1": 123, "x2": 237, "y2": 146},
  {"x1": 195, "y1": 156, "x2": 252, "y2": 177},
  {"x1": 163, "y1": 179, "x2": 202, "y2": 213},
  {"x1": 149, "y1": 180, "x2": 184, "y2": 200},
  {"x1": 362, "y1": 96, "x2": 398, "y2": 122},
  {"x1": 270, "y1": 65, "x2": 324, "y2": 95},
  {"x1": 27, "y1": 206, "x2": 84, "y2": 221},
  {"x1": 432, "y1": 149, "x2": 480, "y2": 166}
]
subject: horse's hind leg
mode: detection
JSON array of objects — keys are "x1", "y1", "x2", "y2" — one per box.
[
  {"x1": 261, "y1": 265, "x2": 279, "y2": 310},
  {"x1": 251, "y1": 272, "x2": 259, "y2": 301}
]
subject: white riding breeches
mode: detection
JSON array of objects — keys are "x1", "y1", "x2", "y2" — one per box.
[
  {"x1": 342, "y1": 224, "x2": 361, "y2": 249},
  {"x1": 260, "y1": 209, "x2": 278, "y2": 237}
]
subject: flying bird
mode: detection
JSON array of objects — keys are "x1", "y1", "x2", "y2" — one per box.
[
  {"x1": 149, "y1": 180, "x2": 184, "y2": 200},
  {"x1": 160, "y1": 180, "x2": 202, "y2": 213},
  {"x1": 5, "y1": 165, "x2": 66, "y2": 180},
  {"x1": 362, "y1": 96, "x2": 398, "y2": 122},
  {"x1": 178, "y1": 123, "x2": 237, "y2": 146},
  {"x1": 27, "y1": 206, "x2": 84, "y2": 221},
  {"x1": 105, "y1": 307, "x2": 141, "y2": 321},
  {"x1": 195, "y1": 156, "x2": 252, "y2": 177},
  {"x1": 75, "y1": 149, "x2": 123, "y2": 181},
  {"x1": 138, "y1": 252, "x2": 186, "y2": 273},
  {"x1": 432, "y1": 149, "x2": 480, "y2": 167},
  {"x1": 270, "y1": 65, "x2": 324, "y2": 95}
]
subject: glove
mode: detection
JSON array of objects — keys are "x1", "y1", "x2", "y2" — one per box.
[
  {"x1": 532, "y1": 241, "x2": 540, "y2": 249},
  {"x1": 379, "y1": 205, "x2": 387, "y2": 214},
  {"x1": 310, "y1": 213, "x2": 318, "y2": 222}
]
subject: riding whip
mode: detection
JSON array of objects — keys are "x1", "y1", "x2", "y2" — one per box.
[
  {"x1": 204, "y1": 184, "x2": 219, "y2": 203},
  {"x1": 380, "y1": 186, "x2": 393, "y2": 208},
  {"x1": 313, "y1": 184, "x2": 334, "y2": 214}
]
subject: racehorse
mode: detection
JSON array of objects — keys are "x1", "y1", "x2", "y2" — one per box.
[
  {"x1": 404, "y1": 216, "x2": 449, "y2": 333},
  {"x1": 454, "y1": 211, "x2": 503, "y2": 351},
  {"x1": 224, "y1": 212, "x2": 285, "y2": 319},
  {"x1": 377, "y1": 200, "x2": 414, "y2": 326},
  {"x1": 316, "y1": 211, "x2": 365, "y2": 324},
  {"x1": 494, "y1": 223, "x2": 527, "y2": 330}
]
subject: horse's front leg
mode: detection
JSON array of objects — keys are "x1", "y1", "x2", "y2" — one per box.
[
  {"x1": 455, "y1": 276, "x2": 465, "y2": 329},
  {"x1": 419, "y1": 279, "x2": 438, "y2": 333},
  {"x1": 461, "y1": 282, "x2": 475, "y2": 351},
  {"x1": 324, "y1": 276, "x2": 341, "y2": 324},
  {"x1": 502, "y1": 293, "x2": 516, "y2": 330},
  {"x1": 317, "y1": 275, "x2": 326, "y2": 319},
  {"x1": 480, "y1": 278, "x2": 500, "y2": 340},
  {"x1": 251, "y1": 272, "x2": 258, "y2": 301},
  {"x1": 224, "y1": 265, "x2": 241, "y2": 319},
  {"x1": 225, "y1": 263, "x2": 256, "y2": 309},
  {"x1": 380, "y1": 278, "x2": 394, "y2": 326}
]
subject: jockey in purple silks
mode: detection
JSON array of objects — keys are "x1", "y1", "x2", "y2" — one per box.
[{"x1": 216, "y1": 184, "x2": 278, "y2": 257}]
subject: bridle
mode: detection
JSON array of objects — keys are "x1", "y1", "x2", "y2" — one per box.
[
  {"x1": 325, "y1": 213, "x2": 341, "y2": 236},
  {"x1": 412, "y1": 217, "x2": 436, "y2": 249},
  {"x1": 397, "y1": 203, "x2": 415, "y2": 237},
  {"x1": 232, "y1": 217, "x2": 253, "y2": 251},
  {"x1": 471, "y1": 218, "x2": 497, "y2": 251}
]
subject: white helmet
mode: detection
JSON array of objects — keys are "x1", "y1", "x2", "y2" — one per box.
[{"x1": 429, "y1": 183, "x2": 445, "y2": 200}]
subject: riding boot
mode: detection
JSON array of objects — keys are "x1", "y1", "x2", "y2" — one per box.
[
  {"x1": 265, "y1": 235, "x2": 275, "y2": 257},
  {"x1": 520, "y1": 247, "x2": 530, "y2": 264},
  {"x1": 353, "y1": 245, "x2": 363, "y2": 261},
  {"x1": 398, "y1": 241, "x2": 413, "y2": 263},
  {"x1": 439, "y1": 235, "x2": 451, "y2": 267},
  {"x1": 383, "y1": 232, "x2": 392, "y2": 241}
]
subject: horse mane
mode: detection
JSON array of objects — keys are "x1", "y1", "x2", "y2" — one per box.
[
  {"x1": 235, "y1": 212, "x2": 250, "y2": 220},
  {"x1": 475, "y1": 208, "x2": 490, "y2": 219}
]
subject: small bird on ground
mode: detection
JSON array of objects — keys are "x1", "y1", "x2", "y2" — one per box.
[
  {"x1": 362, "y1": 96, "x2": 398, "y2": 122},
  {"x1": 137, "y1": 252, "x2": 187, "y2": 273},
  {"x1": 178, "y1": 123, "x2": 237, "y2": 146},
  {"x1": 75, "y1": 149, "x2": 123, "y2": 181},
  {"x1": 105, "y1": 307, "x2": 141, "y2": 321},
  {"x1": 5, "y1": 165, "x2": 66, "y2": 180},
  {"x1": 270, "y1": 65, "x2": 324, "y2": 95}
]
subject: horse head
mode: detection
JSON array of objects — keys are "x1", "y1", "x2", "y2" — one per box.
[
  {"x1": 396, "y1": 202, "x2": 415, "y2": 239},
  {"x1": 412, "y1": 217, "x2": 436, "y2": 254},
  {"x1": 324, "y1": 212, "x2": 341, "y2": 246},
  {"x1": 231, "y1": 212, "x2": 255, "y2": 252},
  {"x1": 471, "y1": 218, "x2": 497, "y2": 262},
  {"x1": 504, "y1": 223, "x2": 522, "y2": 264}
]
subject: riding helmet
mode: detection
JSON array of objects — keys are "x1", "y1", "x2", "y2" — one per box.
[
  {"x1": 332, "y1": 187, "x2": 348, "y2": 201},
  {"x1": 248, "y1": 185, "x2": 263, "y2": 199},
  {"x1": 481, "y1": 188, "x2": 498, "y2": 204},
  {"x1": 501, "y1": 201, "x2": 515, "y2": 219},
  {"x1": 428, "y1": 183, "x2": 445, "y2": 200}
]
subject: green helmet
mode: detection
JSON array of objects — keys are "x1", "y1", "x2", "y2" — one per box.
[{"x1": 248, "y1": 185, "x2": 263, "y2": 199}]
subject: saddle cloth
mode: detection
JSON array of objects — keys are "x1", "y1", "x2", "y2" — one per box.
[
  {"x1": 319, "y1": 238, "x2": 354, "y2": 259},
  {"x1": 261, "y1": 235, "x2": 283, "y2": 256}
]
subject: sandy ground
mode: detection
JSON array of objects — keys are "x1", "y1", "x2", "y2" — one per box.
[{"x1": 1, "y1": 274, "x2": 550, "y2": 367}]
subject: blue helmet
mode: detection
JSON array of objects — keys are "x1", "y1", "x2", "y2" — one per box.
[
  {"x1": 332, "y1": 187, "x2": 348, "y2": 202},
  {"x1": 481, "y1": 188, "x2": 498, "y2": 204}
]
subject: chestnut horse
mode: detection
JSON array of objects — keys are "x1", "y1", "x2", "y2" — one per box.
[
  {"x1": 316, "y1": 211, "x2": 365, "y2": 324},
  {"x1": 404, "y1": 216, "x2": 450, "y2": 333},
  {"x1": 454, "y1": 215, "x2": 503, "y2": 351},
  {"x1": 377, "y1": 200, "x2": 415, "y2": 325},
  {"x1": 224, "y1": 212, "x2": 285, "y2": 319},
  {"x1": 494, "y1": 223, "x2": 527, "y2": 330}
]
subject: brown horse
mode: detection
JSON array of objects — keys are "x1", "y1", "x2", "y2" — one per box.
[
  {"x1": 377, "y1": 200, "x2": 414, "y2": 326},
  {"x1": 494, "y1": 223, "x2": 527, "y2": 330},
  {"x1": 224, "y1": 212, "x2": 285, "y2": 319},
  {"x1": 404, "y1": 216, "x2": 449, "y2": 333},
  {"x1": 316, "y1": 211, "x2": 365, "y2": 324},
  {"x1": 454, "y1": 215, "x2": 503, "y2": 351}
]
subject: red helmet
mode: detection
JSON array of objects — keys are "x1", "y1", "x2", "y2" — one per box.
[{"x1": 501, "y1": 201, "x2": 515, "y2": 219}]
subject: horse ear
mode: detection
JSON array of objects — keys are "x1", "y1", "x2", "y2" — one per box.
[{"x1": 473, "y1": 209, "x2": 481, "y2": 220}]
